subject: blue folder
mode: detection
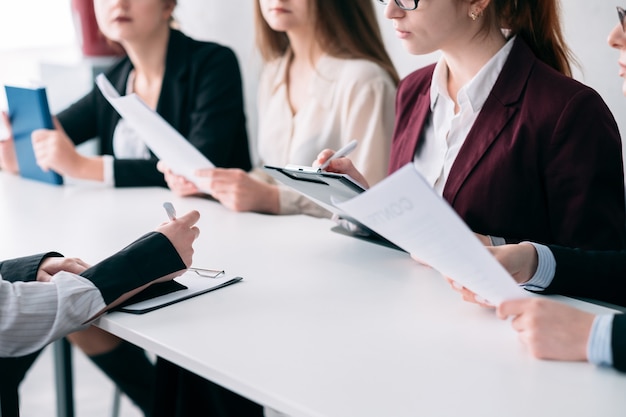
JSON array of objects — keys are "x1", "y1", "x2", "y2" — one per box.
[{"x1": 4, "y1": 85, "x2": 63, "y2": 185}]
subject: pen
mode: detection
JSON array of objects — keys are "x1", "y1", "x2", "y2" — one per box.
[
  {"x1": 163, "y1": 201, "x2": 176, "y2": 221},
  {"x1": 318, "y1": 139, "x2": 358, "y2": 171}
]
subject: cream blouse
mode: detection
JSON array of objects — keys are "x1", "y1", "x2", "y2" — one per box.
[{"x1": 253, "y1": 53, "x2": 396, "y2": 217}]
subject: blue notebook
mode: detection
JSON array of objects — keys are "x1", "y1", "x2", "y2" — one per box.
[{"x1": 4, "y1": 85, "x2": 63, "y2": 185}]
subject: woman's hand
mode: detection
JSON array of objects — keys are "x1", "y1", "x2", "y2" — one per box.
[
  {"x1": 155, "y1": 209, "x2": 201, "y2": 273},
  {"x1": 0, "y1": 112, "x2": 19, "y2": 174},
  {"x1": 157, "y1": 161, "x2": 201, "y2": 196},
  {"x1": 197, "y1": 168, "x2": 280, "y2": 214},
  {"x1": 497, "y1": 298, "x2": 594, "y2": 361},
  {"x1": 445, "y1": 277, "x2": 495, "y2": 307},
  {"x1": 314, "y1": 148, "x2": 370, "y2": 189},
  {"x1": 31, "y1": 118, "x2": 84, "y2": 176},
  {"x1": 37, "y1": 257, "x2": 91, "y2": 282},
  {"x1": 487, "y1": 243, "x2": 538, "y2": 285}
]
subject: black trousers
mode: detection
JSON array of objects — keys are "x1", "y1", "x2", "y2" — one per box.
[
  {"x1": 0, "y1": 350, "x2": 42, "y2": 417},
  {"x1": 154, "y1": 357, "x2": 263, "y2": 417}
]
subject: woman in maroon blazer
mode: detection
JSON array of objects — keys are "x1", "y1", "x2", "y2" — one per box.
[
  {"x1": 319, "y1": 0, "x2": 626, "y2": 250},
  {"x1": 449, "y1": 7, "x2": 626, "y2": 373}
]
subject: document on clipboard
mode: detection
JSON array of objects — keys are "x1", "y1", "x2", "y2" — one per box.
[
  {"x1": 262, "y1": 165, "x2": 400, "y2": 249},
  {"x1": 116, "y1": 270, "x2": 243, "y2": 314},
  {"x1": 95, "y1": 73, "x2": 214, "y2": 192},
  {"x1": 334, "y1": 164, "x2": 529, "y2": 305}
]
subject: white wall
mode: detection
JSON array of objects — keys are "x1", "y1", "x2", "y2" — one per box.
[{"x1": 174, "y1": 0, "x2": 626, "y2": 162}]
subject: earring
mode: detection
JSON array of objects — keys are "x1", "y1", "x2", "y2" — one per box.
[{"x1": 470, "y1": 9, "x2": 482, "y2": 21}]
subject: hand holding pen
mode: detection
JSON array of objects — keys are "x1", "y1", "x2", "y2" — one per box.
[
  {"x1": 157, "y1": 202, "x2": 200, "y2": 269},
  {"x1": 318, "y1": 139, "x2": 358, "y2": 171},
  {"x1": 313, "y1": 139, "x2": 370, "y2": 189}
]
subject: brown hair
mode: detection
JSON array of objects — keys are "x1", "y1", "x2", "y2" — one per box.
[
  {"x1": 254, "y1": 0, "x2": 399, "y2": 85},
  {"x1": 483, "y1": 0, "x2": 574, "y2": 77}
]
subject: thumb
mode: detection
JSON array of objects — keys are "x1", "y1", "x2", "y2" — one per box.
[{"x1": 52, "y1": 116, "x2": 66, "y2": 133}]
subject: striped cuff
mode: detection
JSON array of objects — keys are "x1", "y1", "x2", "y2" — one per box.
[
  {"x1": 587, "y1": 314, "x2": 614, "y2": 367},
  {"x1": 520, "y1": 242, "x2": 555, "y2": 291}
]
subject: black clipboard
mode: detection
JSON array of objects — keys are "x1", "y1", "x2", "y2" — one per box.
[
  {"x1": 263, "y1": 165, "x2": 403, "y2": 251},
  {"x1": 263, "y1": 165, "x2": 366, "y2": 208},
  {"x1": 4, "y1": 85, "x2": 63, "y2": 185},
  {"x1": 116, "y1": 272, "x2": 243, "y2": 314}
]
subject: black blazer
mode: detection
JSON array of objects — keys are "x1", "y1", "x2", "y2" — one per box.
[
  {"x1": 613, "y1": 315, "x2": 626, "y2": 372},
  {"x1": 57, "y1": 29, "x2": 252, "y2": 187},
  {"x1": 0, "y1": 232, "x2": 185, "y2": 415},
  {"x1": 544, "y1": 245, "x2": 626, "y2": 371},
  {"x1": 0, "y1": 252, "x2": 59, "y2": 283}
]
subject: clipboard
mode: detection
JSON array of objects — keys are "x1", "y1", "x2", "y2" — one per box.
[
  {"x1": 116, "y1": 270, "x2": 243, "y2": 314},
  {"x1": 263, "y1": 165, "x2": 366, "y2": 210},
  {"x1": 4, "y1": 85, "x2": 63, "y2": 185},
  {"x1": 263, "y1": 165, "x2": 402, "y2": 251}
]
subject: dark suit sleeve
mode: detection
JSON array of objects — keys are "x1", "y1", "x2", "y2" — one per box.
[
  {"x1": 57, "y1": 87, "x2": 101, "y2": 147},
  {"x1": 612, "y1": 315, "x2": 626, "y2": 372},
  {"x1": 543, "y1": 245, "x2": 626, "y2": 308},
  {"x1": 80, "y1": 232, "x2": 185, "y2": 304},
  {"x1": 179, "y1": 46, "x2": 250, "y2": 171},
  {"x1": 0, "y1": 253, "x2": 64, "y2": 283},
  {"x1": 541, "y1": 88, "x2": 626, "y2": 249}
]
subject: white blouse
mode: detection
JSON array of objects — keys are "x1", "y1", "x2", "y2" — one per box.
[{"x1": 253, "y1": 53, "x2": 397, "y2": 217}]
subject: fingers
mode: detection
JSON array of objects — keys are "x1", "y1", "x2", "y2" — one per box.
[
  {"x1": 52, "y1": 116, "x2": 66, "y2": 133},
  {"x1": 313, "y1": 149, "x2": 335, "y2": 167},
  {"x1": 445, "y1": 277, "x2": 494, "y2": 307},
  {"x1": 0, "y1": 111, "x2": 12, "y2": 139},
  {"x1": 156, "y1": 161, "x2": 169, "y2": 173},
  {"x1": 175, "y1": 210, "x2": 201, "y2": 229},
  {"x1": 496, "y1": 299, "x2": 527, "y2": 320}
]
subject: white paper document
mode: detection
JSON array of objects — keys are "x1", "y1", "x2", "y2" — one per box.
[
  {"x1": 95, "y1": 74, "x2": 214, "y2": 192},
  {"x1": 335, "y1": 164, "x2": 528, "y2": 305}
]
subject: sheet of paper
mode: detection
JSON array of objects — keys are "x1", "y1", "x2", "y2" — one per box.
[
  {"x1": 95, "y1": 74, "x2": 214, "y2": 192},
  {"x1": 335, "y1": 164, "x2": 528, "y2": 305}
]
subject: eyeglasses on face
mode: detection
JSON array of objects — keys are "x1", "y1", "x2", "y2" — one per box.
[
  {"x1": 377, "y1": 0, "x2": 419, "y2": 11},
  {"x1": 618, "y1": 6, "x2": 626, "y2": 31}
]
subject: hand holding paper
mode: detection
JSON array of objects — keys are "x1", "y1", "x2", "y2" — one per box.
[
  {"x1": 95, "y1": 74, "x2": 214, "y2": 192},
  {"x1": 334, "y1": 164, "x2": 529, "y2": 305}
]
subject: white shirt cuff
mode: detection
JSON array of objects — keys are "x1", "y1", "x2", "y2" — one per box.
[
  {"x1": 102, "y1": 154, "x2": 115, "y2": 187},
  {"x1": 520, "y1": 242, "x2": 556, "y2": 291},
  {"x1": 587, "y1": 314, "x2": 614, "y2": 367}
]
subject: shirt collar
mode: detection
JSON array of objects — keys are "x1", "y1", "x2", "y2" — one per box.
[{"x1": 430, "y1": 35, "x2": 516, "y2": 112}]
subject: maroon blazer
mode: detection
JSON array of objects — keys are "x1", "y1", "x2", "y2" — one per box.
[{"x1": 389, "y1": 37, "x2": 626, "y2": 250}]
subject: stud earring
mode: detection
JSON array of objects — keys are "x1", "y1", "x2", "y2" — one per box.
[{"x1": 470, "y1": 11, "x2": 478, "y2": 20}]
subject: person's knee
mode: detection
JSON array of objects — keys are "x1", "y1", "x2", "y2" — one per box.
[{"x1": 66, "y1": 326, "x2": 122, "y2": 356}]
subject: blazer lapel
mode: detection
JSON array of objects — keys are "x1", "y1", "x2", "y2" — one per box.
[
  {"x1": 390, "y1": 93, "x2": 431, "y2": 173},
  {"x1": 156, "y1": 30, "x2": 189, "y2": 130},
  {"x1": 442, "y1": 37, "x2": 535, "y2": 204}
]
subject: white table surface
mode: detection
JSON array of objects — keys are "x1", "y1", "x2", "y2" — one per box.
[{"x1": 2, "y1": 173, "x2": 625, "y2": 417}]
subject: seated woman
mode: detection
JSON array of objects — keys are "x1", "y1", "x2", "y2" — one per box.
[
  {"x1": 317, "y1": 0, "x2": 626, "y2": 250},
  {"x1": 0, "y1": 0, "x2": 251, "y2": 187},
  {"x1": 0, "y1": 1, "x2": 251, "y2": 416},
  {"x1": 160, "y1": 0, "x2": 398, "y2": 218},
  {"x1": 449, "y1": 7, "x2": 626, "y2": 372}
]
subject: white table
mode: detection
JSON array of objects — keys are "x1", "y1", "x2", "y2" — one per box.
[{"x1": 2, "y1": 173, "x2": 625, "y2": 417}]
